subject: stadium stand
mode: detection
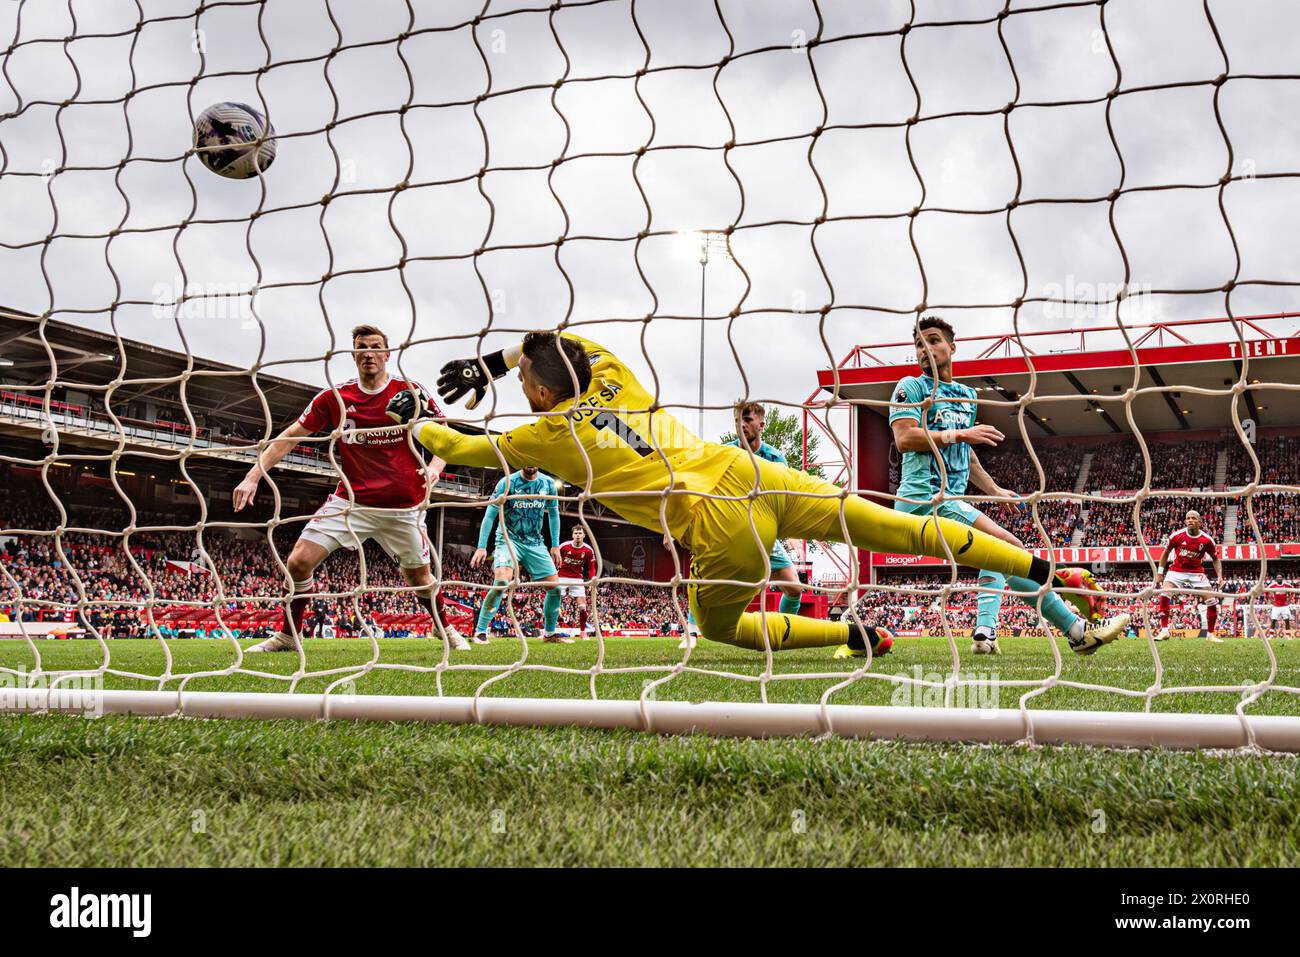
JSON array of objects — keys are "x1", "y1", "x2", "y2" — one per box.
[
  {"x1": 4, "y1": 313, "x2": 1300, "y2": 643},
  {"x1": 864, "y1": 565, "x2": 1300, "y2": 637},
  {"x1": 0, "y1": 483, "x2": 692, "y2": 638},
  {"x1": 6, "y1": 432, "x2": 1300, "y2": 638}
]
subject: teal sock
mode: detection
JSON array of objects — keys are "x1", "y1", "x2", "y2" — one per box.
[
  {"x1": 976, "y1": 571, "x2": 1006, "y2": 632},
  {"x1": 778, "y1": 593, "x2": 803, "y2": 615},
  {"x1": 475, "y1": 583, "x2": 507, "y2": 633},
  {"x1": 1007, "y1": 574, "x2": 1082, "y2": 635},
  {"x1": 543, "y1": 588, "x2": 562, "y2": 633}
]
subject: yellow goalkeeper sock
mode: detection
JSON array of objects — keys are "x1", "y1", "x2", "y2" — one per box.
[
  {"x1": 694, "y1": 597, "x2": 884, "y2": 652},
  {"x1": 815, "y1": 494, "x2": 1046, "y2": 585},
  {"x1": 733, "y1": 611, "x2": 846, "y2": 650}
]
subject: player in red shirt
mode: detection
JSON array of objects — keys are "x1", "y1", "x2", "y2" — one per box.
[
  {"x1": 1153, "y1": 509, "x2": 1224, "y2": 643},
  {"x1": 1268, "y1": 578, "x2": 1293, "y2": 640},
  {"x1": 232, "y1": 324, "x2": 467, "y2": 652},
  {"x1": 555, "y1": 526, "x2": 597, "y2": 638}
]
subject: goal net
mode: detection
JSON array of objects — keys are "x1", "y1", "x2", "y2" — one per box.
[{"x1": 3, "y1": 0, "x2": 1300, "y2": 752}]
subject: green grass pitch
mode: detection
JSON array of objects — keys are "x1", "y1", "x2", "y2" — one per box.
[{"x1": 2, "y1": 634, "x2": 1299, "y2": 866}]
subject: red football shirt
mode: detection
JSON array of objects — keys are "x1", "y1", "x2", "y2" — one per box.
[
  {"x1": 558, "y1": 541, "x2": 595, "y2": 580},
  {"x1": 1164, "y1": 529, "x2": 1217, "y2": 574},
  {"x1": 296, "y1": 377, "x2": 438, "y2": 508},
  {"x1": 1271, "y1": 582, "x2": 1289, "y2": 607}
]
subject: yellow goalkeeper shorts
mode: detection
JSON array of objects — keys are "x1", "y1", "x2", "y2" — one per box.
[
  {"x1": 681, "y1": 450, "x2": 840, "y2": 637},
  {"x1": 681, "y1": 447, "x2": 1036, "y2": 646}
]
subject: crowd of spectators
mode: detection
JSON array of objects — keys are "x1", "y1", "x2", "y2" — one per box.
[
  {"x1": 1085, "y1": 439, "x2": 1219, "y2": 492},
  {"x1": 850, "y1": 571, "x2": 1054, "y2": 634},
  {"x1": 1148, "y1": 439, "x2": 1220, "y2": 490},
  {"x1": 0, "y1": 490, "x2": 695, "y2": 638},
  {"x1": 951, "y1": 438, "x2": 1223, "y2": 548},
  {"x1": 1082, "y1": 496, "x2": 1224, "y2": 547},
  {"x1": 1237, "y1": 493, "x2": 1300, "y2": 544},
  {"x1": 9, "y1": 429, "x2": 1300, "y2": 642},
  {"x1": 974, "y1": 444, "x2": 1083, "y2": 542},
  {"x1": 991, "y1": 500, "x2": 1080, "y2": 547},
  {"x1": 977, "y1": 441, "x2": 1085, "y2": 493},
  {"x1": 852, "y1": 565, "x2": 1300, "y2": 634},
  {"x1": 420, "y1": 552, "x2": 691, "y2": 635},
  {"x1": 1227, "y1": 434, "x2": 1300, "y2": 487}
]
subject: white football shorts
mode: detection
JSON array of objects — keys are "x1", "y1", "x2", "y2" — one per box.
[{"x1": 300, "y1": 494, "x2": 431, "y2": 568}]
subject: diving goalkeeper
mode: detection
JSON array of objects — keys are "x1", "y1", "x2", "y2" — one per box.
[{"x1": 387, "y1": 332, "x2": 1128, "y2": 658}]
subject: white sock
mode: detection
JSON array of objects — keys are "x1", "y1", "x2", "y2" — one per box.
[{"x1": 1068, "y1": 620, "x2": 1085, "y2": 641}]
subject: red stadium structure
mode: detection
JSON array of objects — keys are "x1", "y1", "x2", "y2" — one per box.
[{"x1": 805, "y1": 312, "x2": 1300, "y2": 637}]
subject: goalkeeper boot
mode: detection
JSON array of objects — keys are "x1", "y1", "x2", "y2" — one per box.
[
  {"x1": 246, "y1": 631, "x2": 300, "y2": 654},
  {"x1": 470, "y1": 631, "x2": 491, "y2": 645},
  {"x1": 970, "y1": 625, "x2": 1002, "y2": 656},
  {"x1": 833, "y1": 625, "x2": 894, "y2": 659},
  {"x1": 1068, "y1": 613, "x2": 1130, "y2": 656},
  {"x1": 677, "y1": 635, "x2": 697, "y2": 650},
  {"x1": 541, "y1": 632, "x2": 575, "y2": 644}
]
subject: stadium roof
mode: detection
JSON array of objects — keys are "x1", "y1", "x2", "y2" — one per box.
[
  {"x1": 0, "y1": 308, "x2": 319, "y2": 429},
  {"x1": 0, "y1": 308, "x2": 634, "y2": 523},
  {"x1": 817, "y1": 314, "x2": 1300, "y2": 438}
]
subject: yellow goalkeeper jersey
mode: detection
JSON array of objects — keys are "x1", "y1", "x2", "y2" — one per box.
[{"x1": 418, "y1": 334, "x2": 745, "y2": 538}]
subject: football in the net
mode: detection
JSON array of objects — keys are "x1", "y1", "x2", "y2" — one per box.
[
  {"x1": 1056, "y1": 567, "x2": 1107, "y2": 623},
  {"x1": 193, "y1": 102, "x2": 277, "y2": 179}
]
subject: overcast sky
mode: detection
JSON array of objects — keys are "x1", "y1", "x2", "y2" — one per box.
[{"x1": 3, "y1": 0, "x2": 1299, "y2": 569}]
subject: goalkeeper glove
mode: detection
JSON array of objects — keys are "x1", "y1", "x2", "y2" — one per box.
[
  {"x1": 437, "y1": 351, "x2": 511, "y2": 410},
  {"x1": 385, "y1": 388, "x2": 432, "y2": 425}
]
